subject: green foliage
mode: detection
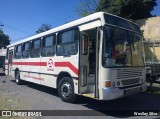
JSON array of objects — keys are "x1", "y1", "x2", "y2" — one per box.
[
  {"x1": 36, "y1": 24, "x2": 52, "y2": 34},
  {"x1": 0, "y1": 29, "x2": 10, "y2": 49},
  {"x1": 77, "y1": 0, "x2": 157, "y2": 20},
  {"x1": 76, "y1": 0, "x2": 100, "y2": 17}
]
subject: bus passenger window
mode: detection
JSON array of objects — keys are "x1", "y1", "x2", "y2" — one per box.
[
  {"x1": 30, "y1": 39, "x2": 41, "y2": 58},
  {"x1": 22, "y1": 42, "x2": 30, "y2": 58},
  {"x1": 15, "y1": 45, "x2": 22, "y2": 59},
  {"x1": 41, "y1": 35, "x2": 56, "y2": 57},
  {"x1": 57, "y1": 29, "x2": 78, "y2": 56}
]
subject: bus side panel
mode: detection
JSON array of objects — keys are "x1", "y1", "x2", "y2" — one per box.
[
  {"x1": 40, "y1": 74, "x2": 57, "y2": 88},
  {"x1": 40, "y1": 56, "x2": 57, "y2": 88},
  {"x1": 55, "y1": 55, "x2": 79, "y2": 94},
  {"x1": 24, "y1": 58, "x2": 41, "y2": 84},
  {"x1": 20, "y1": 57, "x2": 31, "y2": 82},
  {"x1": 40, "y1": 54, "x2": 79, "y2": 94}
]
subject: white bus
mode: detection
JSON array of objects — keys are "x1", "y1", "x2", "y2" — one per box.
[{"x1": 5, "y1": 12, "x2": 147, "y2": 103}]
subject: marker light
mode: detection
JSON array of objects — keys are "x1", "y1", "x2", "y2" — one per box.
[{"x1": 105, "y1": 81, "x2": 111, "y2": 87}]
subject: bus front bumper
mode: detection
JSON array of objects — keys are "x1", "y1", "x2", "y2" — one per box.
[{"x1": 102, "y1": 82, "x2": 147, "y2": 100}]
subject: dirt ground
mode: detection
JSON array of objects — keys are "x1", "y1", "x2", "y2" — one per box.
[{"x1": 0, "y1": 69, "x2": 160, "y2": 119}]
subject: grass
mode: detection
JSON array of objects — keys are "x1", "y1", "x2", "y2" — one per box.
[{"x1": 145, "y1": 82, "x2": 160, "y2": 95}]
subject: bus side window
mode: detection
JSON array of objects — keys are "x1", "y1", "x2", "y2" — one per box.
[
  {"x1": 30, "y1": 39, "x2": 41, "y2": 58},
  {"x1": 41, "y1": 34, "x2": 56, "y2": 57},
  {"x1": 57, "y1": 29, "x2": 78, "y2": 56},
  {"x1": 22, "y1": 42, "x2": 30, "y2": 58},
  {"x1": 15, "y1": 44, "x2": 22, "y2": 59}
]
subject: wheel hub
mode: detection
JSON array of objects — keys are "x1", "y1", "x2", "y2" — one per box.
[{"x1": 61, "y1": 82, "x2": 72, "y2": 97}]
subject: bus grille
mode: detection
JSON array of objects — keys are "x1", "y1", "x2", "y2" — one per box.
[
  {"x1": 117, "y1": 68, "x2": 142, "y2": 79},
  {"x1": 121, "y1": 78, "x2": 140, "y2": 85}
]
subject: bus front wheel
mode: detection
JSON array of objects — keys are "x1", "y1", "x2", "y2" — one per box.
[{"x1": 58, "y1": 77, "x2": 76, "y2": 103}]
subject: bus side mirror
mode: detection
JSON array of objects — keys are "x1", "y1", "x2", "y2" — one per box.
[{"x1": 81, "y1": 34, "x2": 88, "y2": 55}]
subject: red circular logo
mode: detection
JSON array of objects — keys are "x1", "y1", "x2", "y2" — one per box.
[{"x1": 48, "y1": 59, "x2": 53, "y2": 68}]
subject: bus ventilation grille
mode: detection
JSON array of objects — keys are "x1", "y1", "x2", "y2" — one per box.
[{"x1": 117, "y1": 68, "x2": 142, "y2": 79}]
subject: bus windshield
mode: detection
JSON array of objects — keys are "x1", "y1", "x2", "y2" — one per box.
[{"x1": 102, "y1": 26, "x2": 144, "y2": 67}]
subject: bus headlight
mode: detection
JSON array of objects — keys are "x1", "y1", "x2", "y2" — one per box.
[{"x1": 117, "y1": 81, "x2": 120, "y2": 86}]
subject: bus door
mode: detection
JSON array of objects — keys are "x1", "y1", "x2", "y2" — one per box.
[
  {"x1": 79, "y1": 32, "x2": 89, "y2": 94},
  {"x1": 8, "y1": 50, "x2": 13, "y2": 75},
  {"x1": 79, "y1": 28, "x2": 100, "y2": 98}
]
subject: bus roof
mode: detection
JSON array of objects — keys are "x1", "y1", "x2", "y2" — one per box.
[
  {"x1": 8, "y1": 12, "x2": 139, "y2": 48},
  {"x1": 8, "y1": 12, "x2": 104, "y2": 48}
]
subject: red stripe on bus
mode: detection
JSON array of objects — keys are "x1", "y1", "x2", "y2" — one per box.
[
  {"x1": 55, "y1": 62, "x2": 78, "y2": 75},
  {"x1": 6, "y1": 61, "x2": 78, "y2": 76},
  {"x1": 12, "y1": 62, "x2": 47, "y2": 66}
]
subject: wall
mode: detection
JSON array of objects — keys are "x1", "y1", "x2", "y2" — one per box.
[
  {"x1": 136, "y1": 16, "x2": 160, "y2": 40},
  {"x1": 136, "y1": 16, "x2": 160, "y2": 62}
]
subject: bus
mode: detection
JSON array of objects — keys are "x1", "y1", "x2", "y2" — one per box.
[
  {"x1": 0, "y1": 48, "x2": 6, "y2": 68},
  {"x1": 5, "y1": 12, "x2": 147, "y2": 103},
  {"x1": 143, "y1": 40, "x2": 160, "y2": 85}
]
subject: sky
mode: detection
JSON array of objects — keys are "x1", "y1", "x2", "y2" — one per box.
[{"x1": 0, "y1": 0, "x2": 160, "y2": 43}]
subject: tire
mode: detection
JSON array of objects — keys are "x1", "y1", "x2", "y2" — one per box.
[
  {"x1": 58, "y1": 77, "x2": 76, "y2": 103},
  {"x1": 15, "y1": 71, "x2": 22, "y2": 85}
]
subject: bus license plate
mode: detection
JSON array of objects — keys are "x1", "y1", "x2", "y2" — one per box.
[{"x1": 124, "y1": 87, "x2": 142, "y2": 95}]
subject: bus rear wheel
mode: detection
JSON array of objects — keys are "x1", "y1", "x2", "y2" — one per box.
[
  {"x1": 15, "y1": 71, "x2": 22, "y2": 85},
  {"x1": 58, "y1": 77, "x2": 76, "y2": 103}
]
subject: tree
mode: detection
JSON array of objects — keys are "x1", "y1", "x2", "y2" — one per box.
[
  {"x1": 0, "y1": 29, "x2": 10, "y2": 49},
  {"x1": 77, "y1": 0, "x2": 157, "y2": 20},
  {"x1": 77, "y1": 0, "x2": 100, "y2": 17},
  {"x1": 36, "y1": 24, "x2": 52, "y2": 34}
]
